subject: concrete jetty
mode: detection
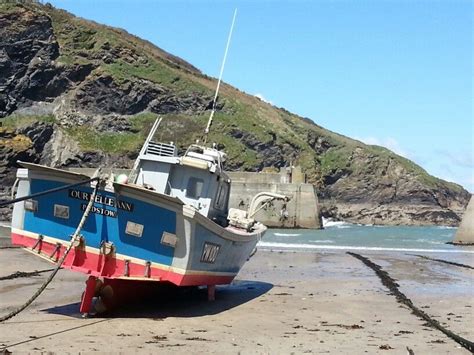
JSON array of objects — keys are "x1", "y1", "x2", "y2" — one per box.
[
  {"x1": 453, "y1": 195, "x2": 474, "y2": 245},
  {"x1": 228, "y1": 167, "x2": 321, "y2": 229}
]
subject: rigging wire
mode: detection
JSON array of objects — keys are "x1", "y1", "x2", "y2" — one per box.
[{"x1": 204, "y1": 8, "x2": 238, "y2": 143}]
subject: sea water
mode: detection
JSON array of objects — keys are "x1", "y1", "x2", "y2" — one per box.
[
  {"x1": 260, "y1": 220, "x2": 474, "y2": 254},
  {"x1": 1, "y1": 221, "x2": 472, "y2": 254}
]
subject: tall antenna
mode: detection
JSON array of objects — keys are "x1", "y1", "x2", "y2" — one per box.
[{"x1": 204, "y1": 8, "x2": 237, "y2": 143}]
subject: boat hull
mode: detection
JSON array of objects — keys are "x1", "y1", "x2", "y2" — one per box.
[{"x1": 11, "y1": 163, "x2": 266, "y2": 287}]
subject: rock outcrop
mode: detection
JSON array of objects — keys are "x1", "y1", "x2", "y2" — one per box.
[
  {"x1": 453, "y1": 196, "x2": 474, "y2": 244},
  {"x1": 317, "y1": 146, "x2": 468, "y2": 225},
  {"x1": 0, "y1": 2, "x2": 470, "y2": 225}
]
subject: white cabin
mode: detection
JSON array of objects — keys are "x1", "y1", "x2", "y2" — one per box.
[{"x1": 132, "y1": 141, "x2": 231, "y2": 226}]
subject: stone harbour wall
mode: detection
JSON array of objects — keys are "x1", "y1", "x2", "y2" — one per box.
[
  {"x1": 227, "y1": 172, "x2": 321, "y2": 229},
  {"x1": 66, "y1": 168, "x2": 322, "y2": 229}
]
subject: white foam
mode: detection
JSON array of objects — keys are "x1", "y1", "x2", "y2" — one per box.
[
  {"x1": 322, "y1": 217, "x2": 352, "y2": 228},
  {"x1": 414, "y1": 238, "x2": 446, "y2": 245},
  {"x1": 273, "y1": 233, "x2": 301, "y2": 237},
  {"x1": 308, "y1": 240, "x2": 335, "y2": 244},
  {"x1": 257, "y1": 241, "x2": 474, "y2": 254},
  {"x1": 436, "y1": 225, "x2": 456, "y2": 229}
]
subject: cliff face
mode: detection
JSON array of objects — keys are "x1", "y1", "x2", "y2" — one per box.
[{"x1": 0, "y1": 2, "x2": 470, "y2": 225}]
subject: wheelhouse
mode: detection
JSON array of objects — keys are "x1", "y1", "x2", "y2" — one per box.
[{"x1": 132, "y1": 142, "x2": 231, "y2": 226}]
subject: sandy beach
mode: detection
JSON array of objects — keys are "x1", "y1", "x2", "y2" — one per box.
[{"x1": 0, "y1": 226, "x2": 473, "y2": 354}]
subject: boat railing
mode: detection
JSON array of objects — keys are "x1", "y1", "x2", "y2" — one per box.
[
  {"x1": 186, "y1": 151, "x2": 216, "y2": 163},
  {"x1": 146, "y1": 141, "x2": 177, "y2": 157}
]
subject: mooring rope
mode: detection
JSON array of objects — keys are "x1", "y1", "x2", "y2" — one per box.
[
  {"x1": 408, "y1": 253, "x2": 474, "y2": 270},
  {"x1": 0, "y1": 170, "x2": 101, "y2": 323},
  {"x1": 0, "y1": 176, "x2": 100, "y2": 207},
  {"x1": 0, "y1": 269, "x2": 56, "y2": 281},
  {"x1": 347, "y1": 252, "x2": 474, "y2": 353}
]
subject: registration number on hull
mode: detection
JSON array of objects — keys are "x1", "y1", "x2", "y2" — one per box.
[{"x1": 201, "y1": 242, "x2": 220, "y2": 264}]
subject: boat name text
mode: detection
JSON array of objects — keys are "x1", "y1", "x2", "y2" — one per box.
[
  {"x1": 69, "y1": 189, "x2": 134, "y2": 212},
  {"x1": 80, "y1": 203, "x2": 117, "y2": 218}
]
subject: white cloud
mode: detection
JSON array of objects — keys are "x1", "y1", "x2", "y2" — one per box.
[
  {"x1": 465, "y1": 176, "x2": 474, "y2": 192},
  {"x1": 254, "y1": 93, "x2": 273, "y2": 105},
  {"x1": 437, "y1": 164, "x2": 474, "y2": 192},
  {"x1": 436, "y1": 150, "x2": 474, "y2": 168},
  {"x1": 356, "y1": 136, "x2": 410, "y2": 158},
  {"x1": 459, "y1": 175, "x2": 474, "y2": 192}
]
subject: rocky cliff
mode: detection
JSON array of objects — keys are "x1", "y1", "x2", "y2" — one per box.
[{"x1": 0, "y1": 2, "x2": 470, "y2": 225}]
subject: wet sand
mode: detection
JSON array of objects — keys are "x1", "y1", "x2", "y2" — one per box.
[{"x1": 0, "y1": 228, "x2": 473, "y2": 354}]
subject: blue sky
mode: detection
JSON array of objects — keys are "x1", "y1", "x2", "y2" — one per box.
[{"x1": 50, "y1": 0, "x2": 473, "y2": 192}]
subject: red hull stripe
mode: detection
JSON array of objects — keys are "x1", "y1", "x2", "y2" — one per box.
[{"x1": 11, "y1": 231, "x2": 234, "y2": 286}]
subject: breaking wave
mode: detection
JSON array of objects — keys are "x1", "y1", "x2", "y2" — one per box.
[
  {"x1": 415, "y1": 238, "x2": 445, "y2": 245},
  {"x1": 257, "y1": 241, "x2": 474, "y2": 254},
  {"x1": 273, "y1": 233, "x2": 301, "y2": 237},
  {"x1": 436, "y1": 226, "x2": 457, "y2": 230},
  {"x1": 322, "y1": 217, "x2": 352, "y2": 228}
]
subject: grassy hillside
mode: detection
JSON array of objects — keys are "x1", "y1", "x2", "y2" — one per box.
[{"x1": 0, "y1": 1, "x2": 469, "y2": 225}]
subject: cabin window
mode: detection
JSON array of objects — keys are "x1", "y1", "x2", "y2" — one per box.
[
  {"x1": 186, "y1": 177, "x2": 204, "y2": 199},
  {"x1": 214, "y1": 183, "x2": 228, "y2": 210}
]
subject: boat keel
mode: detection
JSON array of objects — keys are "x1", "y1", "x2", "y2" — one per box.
[
  {"x1": 79, "y1": 276, "x2": 98, "y2": 316},
  {"x1": 78, "y1": 277, "x2": 219, "y2": 316},
  {"x1": 207, "y1": 284, "x2": 216, "y2": 301}
]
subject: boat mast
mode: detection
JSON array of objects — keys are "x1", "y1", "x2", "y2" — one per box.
[{"x1": 204, "y1": 8, "x2": 237, "y2": 143}]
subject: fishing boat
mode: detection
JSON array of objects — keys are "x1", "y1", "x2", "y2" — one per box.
[
  {"x1": 7, "y1": 10, "x2": 287, "y2": 315},
  {"x1": 9, "y1": 120, "x2": 284, "y2": 314}
]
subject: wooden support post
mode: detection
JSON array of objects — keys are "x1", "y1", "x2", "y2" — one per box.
[
  {"x1": 80, "y1": 276, "x2": 97, "y2": 315},
  {"x1": 207, "y1": 285, "x2": 216, "y2": 301}
]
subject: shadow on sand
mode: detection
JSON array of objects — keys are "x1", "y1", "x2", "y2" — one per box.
[{"x1": 43, "y1": 279, "x2": 273, "y2": 319}]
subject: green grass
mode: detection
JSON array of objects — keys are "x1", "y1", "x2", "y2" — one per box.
[
  {"x1": 43, "y1": 3, "x2": 209, "y2": 95},
  {"x1": 65, "y1": 126, "x2": 140, "y2": 153},
  {"x1": 297, "y1": 150, "x2": 318, "y2": 173},
  {"x1": 129, "y1": 112, "x2": 160, "y2": 132},
  {"x1": 64, "y1": 112, "x2": 162, "y2": 154},
  {"x1": 365, "y1": 144, "x2": 442, "y2": 187},
  {"x1": 1, "y1": 114, "x2": 56, "y2": 129},
  {"x1": 0, "y1": 2, "x2": 23, "y2": 14},
  {"x1": 66, "y1": 112, "x2": 208, "y2": 154},
  {"x1": 211, "y1": 133, "x2": 259, "y2": 170},
  {"x1": 320, "y1": 147, "x2": 351, "y2": 175},
  {"x1": 216, "y1": 100, "x2": 275, "y2": 144},
  {"x1": 105, "y1": 61, "x2": 176, "y2": 85},
  {"x1": 104, "y1": 60, "x2": 208, "y2": 94}
]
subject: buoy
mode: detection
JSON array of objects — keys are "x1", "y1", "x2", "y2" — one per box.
[{"x1": 115, "y1": 174, "x2": 128, "y2": 184}]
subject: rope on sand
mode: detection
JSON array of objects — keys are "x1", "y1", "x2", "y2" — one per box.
[
  {"x1": 0, "y1": 269, "x2": 56, "y2": 281},
  {"x1": 407, "y1": 254, "x2": 474, "y2": 270},
  {"x1": 0, "y1": 170, "x2": 101, "y2": 323},
  {"x1": 347, "y1": 251, "x2": 474, "y2": 353}
]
